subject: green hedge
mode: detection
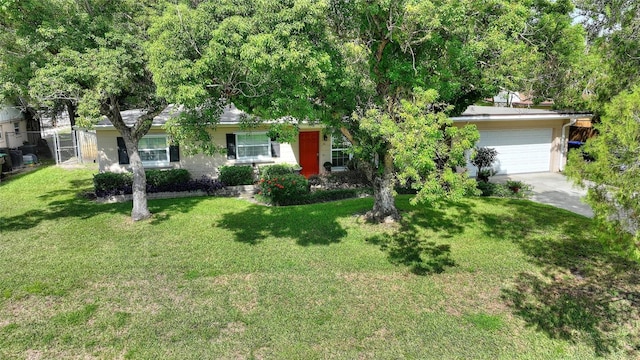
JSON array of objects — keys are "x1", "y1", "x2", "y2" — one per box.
[
  {"x1": 302, "y1": 188, "x2": 371, "y2": 204},
  {"x1": 260, "y1": 164, "x2": 298, "y2": 178},
  {"x1": 94, "y1": 169, "x2": 192, "y2": 194},
  {"x1": 218, "y1": 165, "x2": 254, "y2": 186},
  {"x1": 94, "y1": 172, "x2": 133, "y2": 194},
  {"x1": 145, "y1": 169, "x2": 190, "y2": 187}
]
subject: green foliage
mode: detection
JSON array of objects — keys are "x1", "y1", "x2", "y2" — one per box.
[
  {"x1": 146, "y1": 0, "x2": 580, "y2": 219},
  {"x1": 566, "y1": 87, "x2": 640, "y2": 253},
  {"x1": 357, "y1": 88, "x2": 480, "y2": 205},
  {"x1": 573, "y1": 0, "x2": 640, "y2": 111},
  {"x1": 258, "y1": 174, "x2": 309, "y2": 206},
  {"x1": 93, "y1": 172, "x2": 133, "y2": 194},
  {"x1": 93, "y1": 169, "x2": 192, "y2": 194},
  {"x1": 260, "y1": 164, "x2": 297, "y2": 178},
  {"x1": 303, "y1": 188, "x2": 371, "y2": 204},
  {"x1": 315, "y1": 169, "x2": 370, "y2": 189},
  {"x1": 477, "y1": 180, "x2": 531, "y2": 199},
  {"x1": 145, "y1": 169, "x2": 191, "y2": 187},
  {"x1": 471, "y1": 147, "x2": 498, "y2": 181},
  {"x1": 266, "y1": 123, "x2": 299, "y2": 144},
  {"x1": 218, "y1": 165, "x2": 254, "y2": 186}
]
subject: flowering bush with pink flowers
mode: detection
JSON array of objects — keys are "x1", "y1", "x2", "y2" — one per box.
[{"x1": 258, "y1": 174, "x2": 309, "y2": 205}]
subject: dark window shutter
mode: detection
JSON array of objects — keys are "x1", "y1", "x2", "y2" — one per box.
[
  {"x1": 226, "y1": 133, "x2": 236, "y2": 159},
  {"x1": 117, "y1": 137, "x2": 129, "y2": 165},
  {"x1": 169, "y1": 144, "x2": 180, "y2": 162},
  {"x1": 271, "y1": 140, "x2": 280, "y2": 158}
]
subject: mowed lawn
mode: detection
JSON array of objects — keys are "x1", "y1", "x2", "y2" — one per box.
[{"x1": 1, "y1": 166, "x2": 639, "y2": 359}]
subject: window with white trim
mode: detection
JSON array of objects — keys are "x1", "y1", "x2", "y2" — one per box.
[
  {"x1": 236, "y1": 132, "x2": 271, "y2": 160},
  {"x1": 331, "y1": 134, "x2": 351, "y2": 169},
  {"x1": 139, "y1": 135, "x2": 169, "y2": 167},
  {"x1": 14, "y1": 122, "x2": 20, "y2": 134}
]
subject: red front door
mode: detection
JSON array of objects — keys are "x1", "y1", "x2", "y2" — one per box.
[{"x1": 299, "y1": 131, "x2": 319, "y2": 178}]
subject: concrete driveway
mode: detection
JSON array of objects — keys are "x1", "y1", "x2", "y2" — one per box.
[{"x1": 492, "y1": 172, "x2": 594, "y2": 218}]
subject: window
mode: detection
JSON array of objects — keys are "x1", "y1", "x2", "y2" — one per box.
[
  {"x1": 331, "y1": 134, "x2": 351, "y2": 169},
  {"x1": 14, "y1": 122, "x2": 20, "y2": 134},
  {"x1": 116, "y1": 135, "x2": 179, "y2": 166},
  {"x1": 139, "y1": 135, "x2": 169, "y2": 167},
  {"x1": 236, "y1": 132, "x2": 271, "y2": 160}
]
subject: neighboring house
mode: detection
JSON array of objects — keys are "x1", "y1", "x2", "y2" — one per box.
[
  {"x1": 95, "y1": 105, "x2": 592, "y2": 179},
  {"x1": 486, "y1": 91, "x2": 554, "y2": 109},
  {"x1": 453, "y1": 106, "x2": 592, "y2": 176},
  {"x1": 0, "y1": 105, "x2": 27, "y2": 149}
]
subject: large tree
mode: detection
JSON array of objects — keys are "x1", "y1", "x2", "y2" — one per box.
[
  {"x1": 565, "y1": 1, "x2": 640, "y2": 252},
  {"x1": 25, "y1": 0, "x2": 166, "y2": 221},
  {"x1": 566, "y1": 88, "x2": 640, "y2": 252},
  {"x1": 148, "y1": 0, "x2": 579, "y2": 221}
]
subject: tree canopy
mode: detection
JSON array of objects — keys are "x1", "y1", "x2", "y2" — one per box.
[
  {"x1": 8, "y1": 0, "x2": 167, "y2": 220},
  {"x1": 148, "y1": 0, "x2": 580, "y2": 221},
  {"x1": 566, "y1": 1, "x2": 640, "y2": 253}
]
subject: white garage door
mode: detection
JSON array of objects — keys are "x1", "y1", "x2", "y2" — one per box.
[{"x1": 468, "y1": 129, "x2": 552, "y2": 175}]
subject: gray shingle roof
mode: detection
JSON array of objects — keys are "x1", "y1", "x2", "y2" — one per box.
[
  {"x1": 95, "y1": 104, "x2": 591, "y2": 128},
  {"x1": 96, "y1": 104, "x2": 245, "y2": 127}
]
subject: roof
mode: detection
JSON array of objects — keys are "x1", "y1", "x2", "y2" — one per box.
[
  {"x1": 452, "y1": 106, "x2": 592, "y2": 122},
  {"x1": 0, "y1": 105, "x2": 24, "y2": 123},
  {"x1": 95, "y1": 104, "x2": 245, "y2": 128},
  {"x1": 94, "y1": 104, "x2": 592, "y2": 129}
]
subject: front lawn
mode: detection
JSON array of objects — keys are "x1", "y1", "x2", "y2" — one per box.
[{"x1": 0, "y1": 166, "x2": 638, "y2": 359}]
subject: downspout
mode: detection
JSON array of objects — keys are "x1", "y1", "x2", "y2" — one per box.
[{"x1": 559, "y1": 117, "x2": 578, "y2": 172}]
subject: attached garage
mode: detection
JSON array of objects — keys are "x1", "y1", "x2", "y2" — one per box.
[
  {"x1": 473, "y1": 128, "x2": 552, "y2": 175},
  {"x1": 453, "y1": 106, "x2": 592, "y2": 176}
]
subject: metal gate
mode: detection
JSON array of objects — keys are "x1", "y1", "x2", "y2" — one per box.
[{"x1": 52, "y1": 130, "x2": 97, "y2": 165}]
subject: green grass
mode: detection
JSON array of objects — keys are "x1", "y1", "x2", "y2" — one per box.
[{"x1": 1, "y1": 165, "x2": 639, "y2": 359}]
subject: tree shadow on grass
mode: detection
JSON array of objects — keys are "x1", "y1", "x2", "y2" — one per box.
[
  {"x1": 0, "y1": 178, "x2": 208, "y2": 232},
  {"x1": 483, "y1": 198, "x2": 640, "y2": 356},
  {"x1": 214, "y1": 201, "x2": 351, "y2": 246},
  {"x1": 364, "y1": 198, "x2": 475, "y2": 275}
]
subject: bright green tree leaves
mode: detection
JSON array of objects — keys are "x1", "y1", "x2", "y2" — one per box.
[
  {"x1": 566, "y1": 87, "x2": 640, "y2": 254},
  {"x1": 356, "y1": 88, "x2": 479, "y2": 205},
  {"x1": 148, "y1": 0, "x2": 581, "y2": 220}
]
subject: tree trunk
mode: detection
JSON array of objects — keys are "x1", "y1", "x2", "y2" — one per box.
[
  {"x1": 367, "y1": 152, "x2": 400, "y2": 222},
  {"x1": 22, "y1": 106, "x2": 42, "y2": 145},
  {"x1": 123, "y1": 136, "x2": 151, "y2": 221},
  {"x1": 104, "y1": 98, "x2": 158, "y2": 222},
  {"x1": 65, "y1": 100, "x2": 77, "y2": 127}
]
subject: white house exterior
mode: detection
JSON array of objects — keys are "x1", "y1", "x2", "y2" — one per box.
[{"x1": 94, "y1": 105, "x2": 592, "y2": 179}]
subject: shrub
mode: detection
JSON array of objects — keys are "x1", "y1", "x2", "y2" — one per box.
[
  {"x1": 145, "y1": 169, "x2": 190, "y2": 187},
  {"x1": 94, "y1": 170, "x2": 224, "y2": 197},
  {"x1": 94, "y1": 172, "x2": 133, "y2": 196},
  {"x1": 219, "y1": 165, "x2": 254, "y2": 186},
  {"x1": 471, "y1": 147, "x2": 498, "y2": 181},
  {"x1": 476, "y1": 180, "x2": 531, "y2": 198},
  {"x1": 303, "y1": 188, "x2": 371, "y2": 204},
  {"x1": 260, "y1": 164, "x2": 297, "y2": 178},
  {"x1": 258, "y1": 174, "x2": 309, "y2": 205},
  {"x1": 177, "y1": 177, "x2": 225, "y2": 194},
  {"x1": 327, "y1": 169, "x2": 370, "y2": 187}
]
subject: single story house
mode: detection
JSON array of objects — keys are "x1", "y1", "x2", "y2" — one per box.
[
  {"x1": 95, "y1": 105, "x2": 339, "y2": 179},
  {"x1": 0, "y1": 105, "x2": 27, "y2": 149},
  {"x1": 94, "y1": 105, "x2": 591, "y2": 178}
]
